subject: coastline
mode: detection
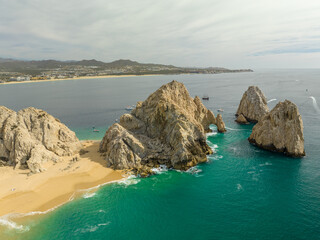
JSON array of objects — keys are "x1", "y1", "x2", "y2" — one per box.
[
  {"x1": 0, "y1": 141, "x2": 124, "y2": 218},
  {"x1": 0, "y1": 74, "x2": 163, "y2": 85}
]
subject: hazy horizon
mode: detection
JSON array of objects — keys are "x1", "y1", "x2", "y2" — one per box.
[{"x1": 1, "y1": 0, "x2": 320, "y2": 69}]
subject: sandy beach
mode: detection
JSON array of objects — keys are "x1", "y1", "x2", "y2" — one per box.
[
  {"x1": 0, "y1": 74, "x2": 163, "y2": 85},
  {"x1": 0, "y1": 141, "x2": 124, "y2": 217}
]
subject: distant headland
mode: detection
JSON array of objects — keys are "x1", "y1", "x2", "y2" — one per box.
[{"x1": 0, "y1": 58, "x2": 253, "y2": 83}]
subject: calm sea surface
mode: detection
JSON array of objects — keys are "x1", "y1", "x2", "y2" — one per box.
[{"x1": 0, "y1": 70, "x2": 319, "y2": 240}]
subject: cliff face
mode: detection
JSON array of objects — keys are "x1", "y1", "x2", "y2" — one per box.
[
  {"x1": 99, "y1": 80, "x2": 225, "y2": 175},
  {"x1": 248, "y1": 100, "x2": 305, "y2": 157},
  {"x1": 236, "y1": 86, "x2": 269, "y2": 123},
  {"x1": 0, "y1": 106, "x2": 82, "y2": 172}
]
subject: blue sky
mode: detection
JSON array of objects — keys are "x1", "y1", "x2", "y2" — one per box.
[{"x1": 1, "y1": 0, "x2": 320, "y2": 68}]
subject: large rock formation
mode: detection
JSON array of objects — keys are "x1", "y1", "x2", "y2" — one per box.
[
  {"x1": 99, "y1": 80, "x2": 225, "y2": 175},
  {"x1": 0, "y1": 106, "x2": 82, "y2": 172},
  {"x1": 236, "y1": 86, "x2": 269, "y2": 123},
  {"x1": 248, "y1": 100, "x2": 305, "y2": 157}
]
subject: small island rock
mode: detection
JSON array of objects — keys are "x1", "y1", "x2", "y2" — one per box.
[
  {"x1": 99, "y1": 80, "x2": 225, "y2": 176},
  {"x1": 0, "y1": 106, "x2": 82, "y2": 172},
  {"x1": 216, "y1": 114, "x2": 226, "y2": 132},
  {"x1": 248, "y1": 100, "x2": 305, "y2": 157},
  {"x1": 236, "y1": 86, "x2": 269, "y2": 122}
]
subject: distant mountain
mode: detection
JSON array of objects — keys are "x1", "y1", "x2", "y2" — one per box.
[
  {"x1": 0, "y1": 57, "x2": 253, "y2": 76},
  {"x1": 106, "y1": 59, "x2": 140, "y2": 67},
  {"x1": 0, "y1": 58, "x2": 168, "y2": 70}
]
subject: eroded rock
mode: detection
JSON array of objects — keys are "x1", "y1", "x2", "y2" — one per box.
[
  {"x1": 216, "y1": 114, "x2": 226, "y2": 132},
  {"x1": 100, "y1": 80, "x2": 225, "y2": 176},
  {"x1": 248, "y1": 100, "x2": 305, "y2": 157},
  {"x1": 236, "y1": 86, "x2": 269, "y2": 122},
  {"x1": 0, "y1": 107, "x2": 82, "y2": 172}
]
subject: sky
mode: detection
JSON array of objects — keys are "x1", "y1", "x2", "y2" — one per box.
[{"x1": 0, "y1": 0, "x2": 320, "y2": 69}]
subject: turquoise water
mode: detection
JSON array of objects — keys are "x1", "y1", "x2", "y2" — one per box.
[{"x1": 0, "y1": 70, "x2": 320, "y2": 239}]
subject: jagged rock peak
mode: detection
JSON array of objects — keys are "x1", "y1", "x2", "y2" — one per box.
[
  {"x1": 236, "y1": 86, "x2": 269, "y2": 122},
  {"x1": 0, "y1": 106, "x2": 82, "y2": 172},
  {"x1": 248, "y1": 100, "x2": 305, "y2": 157},
  {"x1": 100, "y1": 80, "x2": 225, "y2": 176}
]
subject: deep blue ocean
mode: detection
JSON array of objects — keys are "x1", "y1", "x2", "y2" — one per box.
[{"x1": 0, "y1": 70, "x2": 319, "y2": 240}]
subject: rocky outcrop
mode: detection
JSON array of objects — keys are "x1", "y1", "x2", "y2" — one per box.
[
  {"x1": 99, "y1": 80, "x2": 225, "y2": 175},
  {"x1": 248, "y1": 100, "x2": 305, "y2": 157},
  {"x1": 0, "y1": 106, "x2": 82, "y2": 172},
  {"x1": 216, "y1": 114, "x2": 226, "y2": 132},
  {"x1": 236, "y1": 86, "x2": 269, "y2": 122},
  {"x1": 235, "y1": 114, "x2": 249, "y2": 124}
]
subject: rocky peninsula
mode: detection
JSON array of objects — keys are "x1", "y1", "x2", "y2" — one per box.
[
  {"x1": 236, "y1": 86, "x2": 269, "y2": 123},
  {"x1": 248, "y1": 100, "x2": 305, "y2": 157},
  {"x1": 99, "y1": 80, "x2": 225, "y2": 176},
  {"x1": 0, "y1": 106, "x2": 123, "y2": 216}
]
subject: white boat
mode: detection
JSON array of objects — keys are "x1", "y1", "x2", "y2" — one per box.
[{"x1": 125, "y1": 105, "x2": 136, "y2": 111}]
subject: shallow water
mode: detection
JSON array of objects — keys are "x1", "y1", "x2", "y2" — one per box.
[{"x1": 0, "y1": 70, "x2": 319, "y2": 239}]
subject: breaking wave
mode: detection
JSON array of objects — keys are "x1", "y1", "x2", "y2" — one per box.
[
  {"x1": 151, "y1": 165, "x2": 168, "y2": 174},
  {"x1": 0, "y1": 217, "x2": 30, "y2": 232},
  {"x1": 83, "y1": 192, "x2": 96, "y2": 199},
  {"x1": 186, "y1": 166, "x2": 203, "y2": 177},
  {"x1": 118, "y1": 175, "x2": 140, "y2": 186}
]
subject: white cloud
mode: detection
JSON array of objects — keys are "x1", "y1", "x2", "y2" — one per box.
[{"x1": 0, "y1": 0, "x2": 320, "y2": 68}]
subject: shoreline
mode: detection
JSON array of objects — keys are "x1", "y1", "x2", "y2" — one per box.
[
  {"x1": 0, "y1": 74, "x2": 164, "y2": 85},
  {"x1": 0, "y1": 141, "x2": 125, "y2": 219},
  {"x1": 0, "y1": 71, "x2": 252, "y2": 85}
]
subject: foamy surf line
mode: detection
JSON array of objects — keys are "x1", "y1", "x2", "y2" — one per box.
[
  {"x1": 0, "y1": 177, "x2": 127, "y2": 231},
  {"x1": 225, "y1": 127, "x2": 249, "y2": 131}
]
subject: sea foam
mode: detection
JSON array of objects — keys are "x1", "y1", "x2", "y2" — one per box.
[
  {"x1": 83, "y1": 192, "x2": 96, "y2": 199},
  {"x1": 151, "y1": 165, "x2": 168, "y2": 174},
  {"x1": 0, "y1": 217, "x2": 30, "y2": 232},
  {"x1": 118, "y1": 175, "x2": 140, "y2": 186}
]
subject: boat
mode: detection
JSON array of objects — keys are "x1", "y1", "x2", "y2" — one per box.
[
  {"x1": 92, "y1": 126, "x2": 99, "y2": 132},
  {"x1": 217, "y1": 109, "x2": 224, "y2": 112},
  {"x1": 202, "y1": 95, "x2": 209, "y2": 100},
  {"x1": 125, "y1": 105, "x2": 135, "y2": 111}
]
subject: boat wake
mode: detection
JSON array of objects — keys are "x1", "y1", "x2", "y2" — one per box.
[
  {"x1": 267, "y1": 98, "x2": 277, "y2": 103},
  {"x1": 309, "y1": 96, "x2": 320, "y2": 113}
]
